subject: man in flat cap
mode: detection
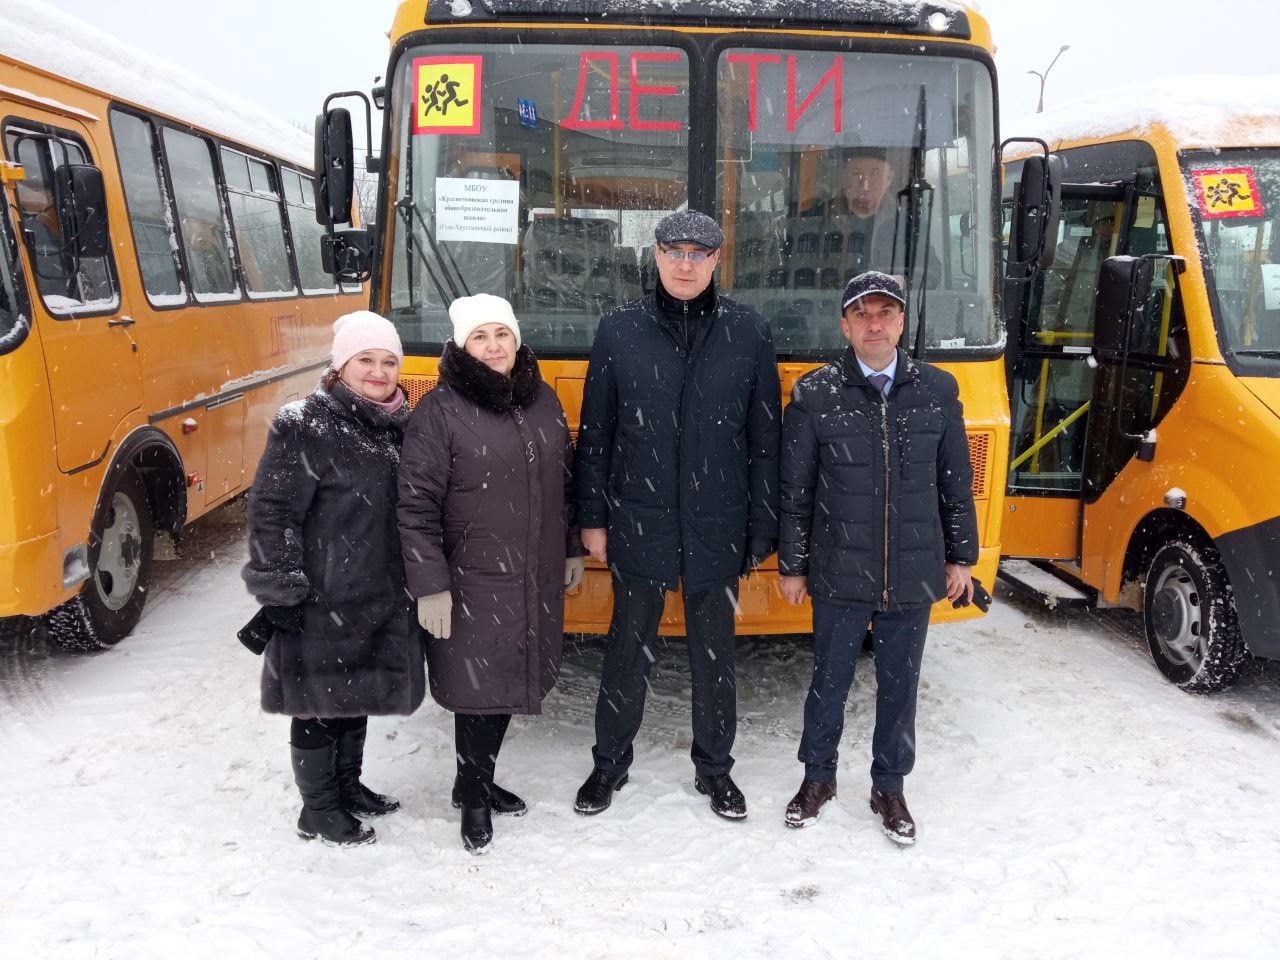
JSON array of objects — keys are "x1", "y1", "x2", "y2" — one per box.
[
  {"x1": 574, "y1": 209, "x2": 781, "y2": 822},
  {"x1": 777, "y1": 271, "x2": 977, "y2": 844}
]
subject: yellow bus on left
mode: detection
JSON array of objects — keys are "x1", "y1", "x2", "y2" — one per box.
[{"x1": 0, "y1": 4, "x2": 364, "y2": 649}]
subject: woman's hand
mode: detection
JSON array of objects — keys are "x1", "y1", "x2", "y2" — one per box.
[
  {"x1": 564, "y1": 556, "x2": 586, "y2": 592},
  {"x1": 581, "y1": 528, "x2": 607, "y2": 564},
  {"x1": 779, "y1": 575, "x2": 808, "y2": 605},
  {"x1": 417, "y1": 591, "x2": 452, "y2": 639}
]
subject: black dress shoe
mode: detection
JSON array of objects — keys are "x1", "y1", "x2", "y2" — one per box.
[
  {"x1": 460, "y1": 804, "x2": 493, "y2": 855},
  {"x1": 784, "y1": 778, "x2": 836, "y2": 829},
  {"x1": 869, "y1": 789, "x2": 917, "y2": 845},
  {"x1": 695, "y1": 773, "x2": 747, "y2": 820},
  {"x1": 451, "y1": 778, "x2": 528, "y2": 817},
  {"x1": 573, "y1": 767, "x2": 629, "y2": 815}
]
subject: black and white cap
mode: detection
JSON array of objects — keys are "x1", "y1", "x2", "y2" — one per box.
[
  {"x1": 654, "y1": 210, "x2": 724, "y2": 250},
  {"x1": 841, "y1": 271, "x2": 906, "y2": 310}
]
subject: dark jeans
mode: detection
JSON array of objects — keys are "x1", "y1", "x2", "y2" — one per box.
[
  {"x1": 798, "y1": 599, "x2": 931, "y2": 792},
  {"x1": 290, "y1": 715, "x2": 366, "y2": 748},
  {"x1": 592, "y1": 575, "x2": 738, "y2": 778},
  {"x1": 455, "y1": 713, "x2": 512, "y2": 807}
]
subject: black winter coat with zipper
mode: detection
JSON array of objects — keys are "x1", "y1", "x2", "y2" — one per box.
[
  {"x1": 778, "y1": 347, "x2": 978, "y2": 609},
  {"x1": 576, "y1": 281, "x2": 781, "y2": 593}
]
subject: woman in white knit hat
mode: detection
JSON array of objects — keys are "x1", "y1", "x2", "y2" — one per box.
[
  {"x1": 398, "y1": 294, "x2": 586, "y2": 854},
  {"x1": 242, "y1": 310, "x2": 425, "y2": 846}
]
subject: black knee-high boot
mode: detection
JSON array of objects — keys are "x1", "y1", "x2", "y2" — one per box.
[
  {"x1": 333, "y1": 719, "x2": 401, "y2": 817},
  {"x1": 454, "y1": 713, "x2": 514, "y2": 854},
  {"x1": 290, "y1": 718, "x2": 375, "y2": 846}
]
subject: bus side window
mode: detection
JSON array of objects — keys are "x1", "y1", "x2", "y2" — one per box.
[
  {"x1": 162, "y1": 127, "x2": 240, "y2": 302},
  {"x1": 222, "y1": 148, "x2": 295, "y2": 298},
  {"x1": 110, "y1": 110, "x2": 185, "y2": 303},
  {"x1": 283, "y1": 170, "x2": 338, "y2": 295},
  {"x1": 4, "y1": 126, "x2": 118, "y2": 313}
]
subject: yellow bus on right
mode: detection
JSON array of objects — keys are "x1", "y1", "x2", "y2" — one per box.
[{"x1": 1001, "y1": 77, "x2": 1280, "y2": 692}]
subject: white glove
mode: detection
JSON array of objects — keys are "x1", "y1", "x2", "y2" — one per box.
[
  {"x1": 564, "y1": 556, "x2": 586, "y2": 592},
  {"x1": 417, "y1": 591, "x2": 452, "y2": 639}
]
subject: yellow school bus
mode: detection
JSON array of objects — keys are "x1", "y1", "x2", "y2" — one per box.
[
  {"x1": 315, "y1": 0, "x2": 1016, "y2": 633},
  {"x1": 0, "y1": 10, "x2": 363, "y2": 648},
  {"x1": 1001, "y1": 77, "x2": 1280, "y2": 691}
]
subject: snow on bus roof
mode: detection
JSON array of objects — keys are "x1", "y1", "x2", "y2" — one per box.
[
  {"x1": 0, "y1": 0, "x2": 313, "y2": 168},
  {"x1": 1006, "y1": 75, "x2": 1280, "y2": 151}
]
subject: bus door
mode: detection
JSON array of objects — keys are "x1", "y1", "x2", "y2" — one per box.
[
  {"x1": 3, "y1": 119, "x2": 141, "y2": 472},
  {"x1": 1004, "y1": 184, "x2": 1125, "y2": 560}
]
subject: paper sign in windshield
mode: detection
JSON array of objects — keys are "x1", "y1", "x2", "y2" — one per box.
[
  {"x1": 413, "y1": 56, "x2": 482, "y2": 135},
  {"x1": 436, "y1": 177, "x2": 519, "y2": 245},
  {"x1": 1192, "y1": 167, "x2": 1264, "y2": 220}
]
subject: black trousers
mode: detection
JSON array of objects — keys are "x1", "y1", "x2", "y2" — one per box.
[
  {"x1": 592, "y1": 575, "x2": 738, "y2": 778},
  {"x1": 455, "y1": 713, "x2": 512, "y2": 807}
]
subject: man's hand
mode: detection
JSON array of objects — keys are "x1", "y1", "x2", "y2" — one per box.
[
  {"x1": 779, "y1": 575, "x2": 808, "y2": 606},
  {"x1": 417, "y1": 591, "x2": 452, "y2": 639},
  {"x1": 581, "y1": 527, "x2": 607, "y2": 564},
  {"x1": 564, "y1": 556, "x2": 585, "y2": 592},
  {"x1": 944, "y1": 563, "x2": 974, "y2": 604}
]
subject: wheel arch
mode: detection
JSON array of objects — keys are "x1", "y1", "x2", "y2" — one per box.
[
  {"x1": 1121, "y1": 508, "x2": 1215, "y2": 602},
  {"x1": 103, "y1": 426, "x2": 187, "y2": 538}
]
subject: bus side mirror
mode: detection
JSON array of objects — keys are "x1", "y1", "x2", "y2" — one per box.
[
  {"x1": 54, "y1": 164, "x2": 109, "y2": 260},
  {"x1": 321, "y1": 229, "x2": 373, "y2": 284},
  {"x1": 1009, "y1": 153, "x2": 1061, "y2": 271},
  {"x1": 314, "y1": 107, "x2": 355, "y2": 227},
  {"x1": 1093, "y1": 255, "x2": 1145, "y2": 356}
]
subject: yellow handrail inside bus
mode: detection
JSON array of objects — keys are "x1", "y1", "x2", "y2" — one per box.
[{"x1": 1012, "y1": 400, "x2": 1091, "y2": 470}]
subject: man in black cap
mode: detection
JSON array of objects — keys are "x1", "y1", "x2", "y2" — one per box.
[
  {"x1": 776, "y1": 271, "x2": 977, "y2": 843},
  {"x1": 574, "y1": 209, "x2": 781, "y2": 821}
]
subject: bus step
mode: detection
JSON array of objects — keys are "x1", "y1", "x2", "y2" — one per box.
[{"x1": 997, "y1": 559, "x2": 1092, "y2": 609}]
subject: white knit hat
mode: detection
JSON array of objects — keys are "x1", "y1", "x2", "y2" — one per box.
[
  {"x1": 448, "y1": 294, "x2": 522, "y2": 350},
  {"x1": 331, "y1": 311, "x2": 403, "y2": 372}
]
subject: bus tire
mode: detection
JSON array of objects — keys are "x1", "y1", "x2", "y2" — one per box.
[
  {"x1": 45, "y1": 466, "x2": 155, "y2": 652},
  {"x1": 1142, "y1": 540, "x2": 1245, "y2": 693}
]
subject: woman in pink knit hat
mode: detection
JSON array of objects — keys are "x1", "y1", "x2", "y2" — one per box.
[{"x1": 242, "y1": 310, "x2": 425, "y2": 846}]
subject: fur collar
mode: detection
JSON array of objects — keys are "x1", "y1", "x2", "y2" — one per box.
[{"x1": 439, "y1": 340, "x2": 542, "y2": 413}]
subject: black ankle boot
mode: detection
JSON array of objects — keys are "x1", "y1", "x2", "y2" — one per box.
[
  {"x1": 334, "y1": 726, "x2": 400, "y2": 817},
  {"x1": 291, "y1": 744, "x2": 376, "y2": 845},
  {"x1": 460, "y1": 804, "x2": 493, "y2": 855},
  {"x1": 451, "y1": 776, "x2": 527, "y2": 817}
]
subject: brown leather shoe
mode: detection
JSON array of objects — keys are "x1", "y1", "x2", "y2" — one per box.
[
  {"x1": 869, "y1": 790, "x2": 917, "y2": 845},
  {"x1": 785, "y1": 779, "x2": 836, "y2": 828}
]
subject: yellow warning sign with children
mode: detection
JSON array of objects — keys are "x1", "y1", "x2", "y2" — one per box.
[
  {"x1": 1192, "y1": 167, "x2": 1264, "y2": 220},
  {"x1": 412, "y1": 56, "x2": 483, "y2": 135}
]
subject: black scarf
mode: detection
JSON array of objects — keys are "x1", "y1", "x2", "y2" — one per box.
[{"x1": 438, "y1": 339, "x2": 542, "y2": 413}]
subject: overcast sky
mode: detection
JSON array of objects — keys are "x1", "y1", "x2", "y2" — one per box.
[{"x1": 46, "y1": 0, "x2": 1280, "y2": 133}]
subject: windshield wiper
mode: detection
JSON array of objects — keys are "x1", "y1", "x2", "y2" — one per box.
[
  {"x1": 895, "y1": 83, "x2": 935, "y2": 359},
  {"x1": 395, "y1": 196, "x2": 471, "y2": 307},
  {"x1": 1234, "y1": 348, "x2": 1280, "y2": 358}
]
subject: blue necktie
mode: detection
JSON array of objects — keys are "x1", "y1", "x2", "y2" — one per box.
[{"x1": 867, "y1": 372, "x2": 891, "y2": 397}]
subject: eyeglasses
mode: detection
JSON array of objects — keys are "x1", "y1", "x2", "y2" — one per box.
[{"x1": 658, "y1": 245, "x2": 715, "y2": 263}]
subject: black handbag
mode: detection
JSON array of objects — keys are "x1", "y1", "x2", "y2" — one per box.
[{"x1": 236, "y1": 607, "x2": 273, "y2": 655}]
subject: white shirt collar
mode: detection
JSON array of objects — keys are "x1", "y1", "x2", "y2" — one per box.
[{"x1": 856, "y1": 352, "x2": 898, "y2": 384}]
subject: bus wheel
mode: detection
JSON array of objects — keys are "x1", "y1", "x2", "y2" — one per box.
[
  {"x1": 1142, "y1": 541, "x2": 1245, "y2": 693},
  {"x1": 45, "y1": 467, "x2": 155, "y2": 652}
]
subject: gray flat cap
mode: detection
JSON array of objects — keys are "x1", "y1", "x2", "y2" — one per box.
[{"x1": 655, "y1": 210, "x2": 724, "y2": 250}]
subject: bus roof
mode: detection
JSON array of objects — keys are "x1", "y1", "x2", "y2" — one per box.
[
  {"x1": 0, "y1": 0, "x2": 312, "y2": 168},
  {"x1": 415, "y1": 0, "x2": 975, "y2": 39},
  {"x1": 1007, "y1": 75, "x2": 1280, "y2": 153}
]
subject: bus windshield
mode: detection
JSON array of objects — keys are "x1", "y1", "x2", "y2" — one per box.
[
  {"x1": 383, "y1": 39, "x2": 997, "y2": 359},
  {"x1": 1183, "y1": 150, "x2": 1280, "y2": 366},
  {"x1": 0, "y1": 200, "x2": 24, "y2": 352}
]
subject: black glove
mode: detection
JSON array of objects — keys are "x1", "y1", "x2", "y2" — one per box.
[
  {"x1": 263, "y1": 604, "x2": 303, "y2": 633},
  {"x1": 951, "y1": 578, "x2": 992, "y2": 613},
  {"x1": 741, "y1": 537, "x2": 778, "y2": 576}
]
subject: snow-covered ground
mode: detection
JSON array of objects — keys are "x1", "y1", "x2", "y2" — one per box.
[{"x1": 5, "y1": 508, "x2": 1280, "y2": 959}]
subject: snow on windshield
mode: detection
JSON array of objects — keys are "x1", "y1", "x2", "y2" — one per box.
[
  {"x1": 1007, "y1": 75, "x2": 1280, "y2": 150},
  {"x1": 0, "y1": 0, "x2": 312, "y2": 167}
]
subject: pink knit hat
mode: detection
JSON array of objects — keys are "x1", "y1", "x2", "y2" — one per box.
[{"x1": 331, "y1": 311, "x2": 404, "y2": 372}]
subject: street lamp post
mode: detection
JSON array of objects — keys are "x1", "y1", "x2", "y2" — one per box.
[{"x1": 1028, "y1": 44, "x2": 1070, "y2": 113}]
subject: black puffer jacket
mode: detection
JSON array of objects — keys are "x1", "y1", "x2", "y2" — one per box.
[
  {"x1": 398, "y1": 343, "x2": 583, "y2": 715},
  {"x1": 779, "y1": 347, "x2": 978, "y2": 609},
  {"x1": 242, "y1": 380, "x2": 425, "y2": 717},
  {"x1": 576, "y1": 281, "x2": 781, "y2": 592}
]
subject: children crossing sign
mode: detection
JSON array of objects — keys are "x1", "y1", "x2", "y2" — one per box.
[
  {"x1": 1192, "y1": 167, "x2": 1264, "y2": 220},
  {"x1": 413, "y1": 56, "x2": 483, "y2": 135}
]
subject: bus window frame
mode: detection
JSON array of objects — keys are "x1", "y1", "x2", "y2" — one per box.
[
  {"x1": 279, "y1": 165, "x2": 345, "y2": 298},
  {"x1": 374, "y1": 27, "x2": 1001, "y2": 364},
  {"x1": 0, "y1": 176, "x2": 32, "y2": 356},
  {"x1": 1, "y1": 115, "x2": 122, "y2": 321},
  {"x1": 218, "y1": 144, "x2": 300, "y2": 301}
]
